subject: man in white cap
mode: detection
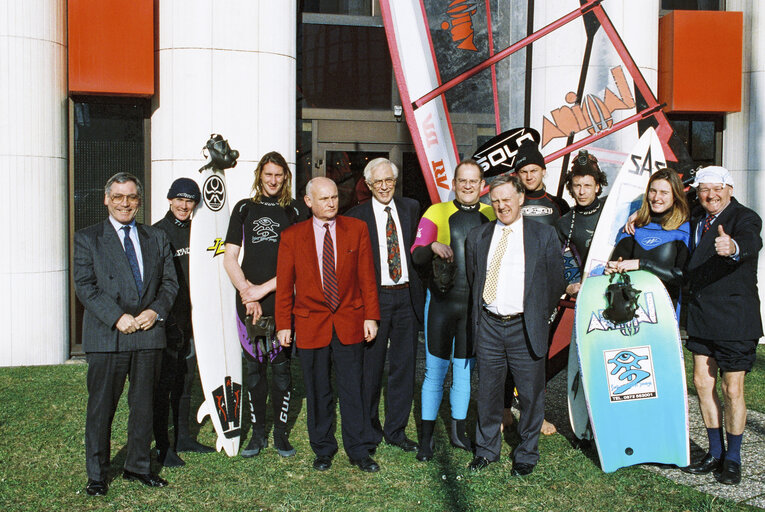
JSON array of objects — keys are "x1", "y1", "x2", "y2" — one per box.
[{"x1": 682, "y1": 166, "x2": 762, "y2": 485}]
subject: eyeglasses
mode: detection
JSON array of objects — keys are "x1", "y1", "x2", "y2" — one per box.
[
  {"x1": 370, "y1": 178, "x2": 396, "y2": 189},
  {"x1": 110, "y1": 193, "x2": 140, "y2": 204},
  {"x1": 697, "y1": 186, "x2": 725, "y2": 195},
  {"x1": 456, "y1": 178, "x2": 481, "y2": 186}
]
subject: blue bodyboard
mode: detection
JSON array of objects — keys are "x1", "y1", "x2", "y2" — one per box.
[{"x1": 575, "y1": 270, "x2": 690, "y2": 472}]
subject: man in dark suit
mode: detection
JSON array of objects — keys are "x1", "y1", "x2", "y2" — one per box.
[
  {"x1": 73, "y1": 172, "x2": 178, "y2": 496},
  {"x1": 346, "y1": 158, "x2": 425, "y2": 453},
  {"x1": 465, "y1": 174, "x2": 565, "y2": 476},
  {"x1": 275, "y1": 177, "x2": 381, "y2": 472},
  {"x1": 681, "y1": 166, "x2": 762, "y2": 485}
]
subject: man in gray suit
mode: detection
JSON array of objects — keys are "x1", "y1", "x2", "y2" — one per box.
[
  {"x1": 465, "y1": 174, "x2": 565, "y2": 476},
  {"x1": 74, "y1": 172, "x2": 178, "y2": 496}
]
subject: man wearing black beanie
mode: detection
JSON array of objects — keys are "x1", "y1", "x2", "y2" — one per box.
[{"x1": 152, "y1": 177, "x2": 214, "y2": 466}]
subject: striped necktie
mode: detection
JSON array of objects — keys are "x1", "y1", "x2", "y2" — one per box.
[
  {"x1": 121, "y1": 225, "x2": 143, "y2": 295},
  {"x1": 322, "y1": 224, "x2": 339, "y2": 312}
]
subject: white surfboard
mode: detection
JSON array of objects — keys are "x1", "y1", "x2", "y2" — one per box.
[
  {"x1": 582, "y1": 127, "x2": 666, "y2": 277},
  {"x1": 189, "y1": 167, "x2": 242, "y2": 457},
  {"x1": 568, "y1": 127, "x2": 666, "y2": 440}
]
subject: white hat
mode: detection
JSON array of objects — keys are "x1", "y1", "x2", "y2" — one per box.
[{"x1": 691, "y1": 166, "x2": 734, "y2": 188}]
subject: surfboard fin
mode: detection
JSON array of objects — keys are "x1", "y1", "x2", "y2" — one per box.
[{"x1": 197, "y1": 399, "x2": 213, "y2": 424}]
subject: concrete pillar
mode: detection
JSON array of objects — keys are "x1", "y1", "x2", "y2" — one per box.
[
  {"x1": 0, "y1": 1, "x2": 68, "y2": 366},
  {"x1": 723, "y1": 1, "x2": 765, "y2": 336},
  {"x1": 530, "y1": 1, "x2": 660, "y2": 195},
  {"x1": 151, "y1": 0, "x2": 297, "y2": 218}
]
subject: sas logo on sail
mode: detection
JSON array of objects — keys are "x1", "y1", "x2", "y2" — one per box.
[
  {"x1": 441, "y1": 0, "x2": 477, "y2": 52},
  {"x1": 541, "y1": 66, "x2": 636, "y2": 147},
  {"x1": 586, "y1": 291, "x2": 658, "y2": 336}
]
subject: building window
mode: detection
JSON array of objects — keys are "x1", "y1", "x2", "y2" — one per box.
[
  {"x1": 300, "y1": 23, "x2": 392, "y2": 110},
  {"x1": 667, "y1": 114, "x2": 723, "y2": 169},
  {"x1": 302, "y1": 0, "x2": 377, "y2": 16},
  {"x1": 661, "y1": 0, "x2": 720, "y2": 10},
  {"x1": 72, "y1": 99, "x2": 149, "y2": 230}
]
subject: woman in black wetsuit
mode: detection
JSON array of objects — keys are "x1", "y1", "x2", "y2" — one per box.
[{"x1": 605, "y1": 168, "x2": 690, "y2": 308}]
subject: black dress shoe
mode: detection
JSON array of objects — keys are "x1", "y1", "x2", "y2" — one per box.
[
  {"x1": 313, "y1": 455, "x2": 333, "y2": 471},
  {"x1": 349, "y1": 456, "x2": 381, "y2": 473},
  {"x1": 511, "y1": 462, "x2": 535, "y2": 476},
  {"x1": 681, "y1": 453, "x2": 722, "y2": 475},
  {"x1": 716, "y1": 460, "x2": 742, "y2": 485},
  {"x1": 385, "y1": 437, "x2": 419, "y2": 452},
  {"x1": 123, "y1": 470, "x2": 168, "y2": 487},
  {"x1": 85, "y1": 479, "x2": 108, "y2": 496},
  {"x1": 468, "y1": 456, "x2": 491, "y2": 472}
]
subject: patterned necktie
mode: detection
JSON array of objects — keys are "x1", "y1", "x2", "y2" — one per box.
[
  {"x1": 483, "y1": 226, "x2": 511, "y2": 305},
  {"x1": 385, "y1": 206, "x2": 402, "y2": 283},
  {"x1": 322, "y1": 223, "x2": 339, "y2": 312},
  {"x1": 702, "y1": 215, "x2": 713, "y2": 235},
  {"x1": 121, "y1": 225, "x2": 143, "y2": 295}
]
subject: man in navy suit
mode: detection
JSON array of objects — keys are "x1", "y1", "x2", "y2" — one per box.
[
  {"x1": 682, "y1": 166, "x2": 762, "y2": 485},
  {"x1": 346, "y1": 158, "x2": 425, "y2": 453},
  {"x1": 465, "y1": 174, "x2": 565, "y2": 476},
  {"x1": 74, "y1": 172, "x2": 178, "y2": 496}
]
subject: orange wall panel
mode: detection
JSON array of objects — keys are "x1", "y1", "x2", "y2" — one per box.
[
  {"x1": 68, "y1": 0, "x2": 154, "y2": 97},
  {"x1": 659, "y1": 11, "x2": 742, "y2": 114}
]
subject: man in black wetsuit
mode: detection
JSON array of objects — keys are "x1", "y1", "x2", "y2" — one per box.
[
  {"x1": 224, "y1": 151, "x2": 308, "y2": 458},
  {"x1": 153, "y1": 178, "x2": 215, "y2": 467},
  {"x1": 556, "y1": 151, "x2": 609, "y2": 296},
  {"x1": 504, "y1": 139, "x2": 571, "y2": 435},
  {"x1": 411, "y1": 160, "x2": 495, "y2": 461}
]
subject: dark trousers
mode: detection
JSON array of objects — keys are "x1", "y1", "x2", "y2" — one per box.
[
  {"x1": 153, "y1": 336, "x2": 194, "y2": 450},
  {"x1": 474, "y1": 311, "x2": 545, "y2": 465},
  {"x1": 299, "y1": 332, "x2": 367, "y2": 460},
  {"x1": 85, "y1": 349, "x2": 161, "y2": 480},
  {"x1": 363, "y1": 287, "x2": 418, "y2": 446}
]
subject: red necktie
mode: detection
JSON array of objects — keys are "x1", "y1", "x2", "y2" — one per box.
[
  {"x1": 702, "y1": 215, "x2": 713, "y2": 235},
  {"x1": 385, "y1": 206, "x2": 402, "y2": 282},
  {"x1": 322, "y1": 224, "x2": 339, "y2": 312}
]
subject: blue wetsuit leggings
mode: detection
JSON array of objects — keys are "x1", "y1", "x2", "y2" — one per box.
[{"x1": 421, "y1": 291, "x2": 475, "y2": 421}]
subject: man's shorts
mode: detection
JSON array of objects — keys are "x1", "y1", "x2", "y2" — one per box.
[{"x1": 686, "y1": 337, "x2": 758, "y2": 373}]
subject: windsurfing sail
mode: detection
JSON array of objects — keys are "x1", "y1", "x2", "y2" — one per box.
[{"x1": 380, "y1": 0, "x2": 693, "y2": 204}]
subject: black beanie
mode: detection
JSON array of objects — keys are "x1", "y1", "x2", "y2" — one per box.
[
  {"x1": 514, "y1": 140, "x2": 546, "y2": 173},
  {"x1": 167, "y1": 177, "x2": 201, "y2": 203}
]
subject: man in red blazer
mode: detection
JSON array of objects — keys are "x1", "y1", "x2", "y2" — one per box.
[{"x1": 276, "y1": 177, "x2": 381, "y2": 472}]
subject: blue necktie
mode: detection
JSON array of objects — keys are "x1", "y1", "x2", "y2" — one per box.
[{"x1": 122, "y1": 225, "x2": 143, "y2": 295}]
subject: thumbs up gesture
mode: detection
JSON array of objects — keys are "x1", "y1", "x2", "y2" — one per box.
[{"x1": 715, "y1": 225, "x2": 736, "y2": 257}]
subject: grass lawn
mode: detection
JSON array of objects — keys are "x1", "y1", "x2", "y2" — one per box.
[{"x1": 0, "y1": 352, "x2": 762, "y2": 512}]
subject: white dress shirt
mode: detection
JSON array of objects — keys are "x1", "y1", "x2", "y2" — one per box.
[
  {"x1": 372, "y1": 198, "x2": 410, "y2": 286},
  {"x1": 484, "y1": 217, "x2": 524, "y2": 316}
]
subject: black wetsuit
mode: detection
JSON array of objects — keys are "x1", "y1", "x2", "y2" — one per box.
[
  {"x1": 152, "y1": 210, "x2": 200, "y2": 453},
  {"x1": 557, "y1": 196, "x2": 606, "y2": 266},
  {"x1": 521, "y1": 188, "x2": 570, "y2": 226},
  {"x1": 225, "y1": 197, "x2": 308, "y2": 446},
  {"x1": 411, "y1": 199, "x2": 495, "y2": 421},
  {"x1": 611, "y1": 213, "x2": 690, "y2": 306}
]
